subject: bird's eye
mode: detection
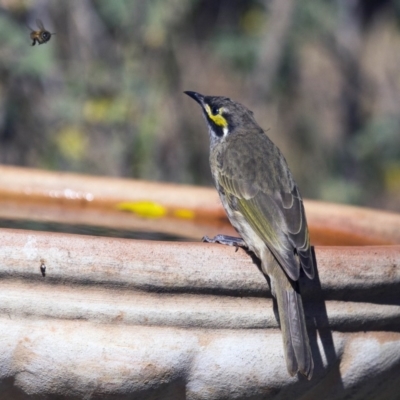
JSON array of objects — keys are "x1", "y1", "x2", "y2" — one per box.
[{"x1": 211, "y1": 106, "x2": 220, "y2": 115}]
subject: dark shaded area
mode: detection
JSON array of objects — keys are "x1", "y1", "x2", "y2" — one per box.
[
  {"x1": 0, "y1": 376, "x2": 187, "y2": 400},
  {"x1": 0, "y1": 218, "x2": 188, "y2": 242}
]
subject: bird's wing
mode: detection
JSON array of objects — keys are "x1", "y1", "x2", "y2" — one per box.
[{"x1": 217, "y1": 135, "x2": 314, "y2": 281}]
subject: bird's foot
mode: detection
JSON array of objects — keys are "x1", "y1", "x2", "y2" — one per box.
[{"x1": 202, "y1": 234, "x2": 247, "y2": 252}]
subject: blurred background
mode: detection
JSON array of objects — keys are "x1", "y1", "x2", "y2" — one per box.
[{"x1": 0, "y1": 0, "x2": 400, "y2": 211}]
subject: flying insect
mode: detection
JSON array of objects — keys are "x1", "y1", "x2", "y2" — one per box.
[{"x1": 28, "y1": 19, "x2": 54, "y2": 46}]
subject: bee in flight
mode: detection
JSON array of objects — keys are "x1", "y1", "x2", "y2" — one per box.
[{"x1": 28, "y1": 19, "x2": 54, "y2": 46}]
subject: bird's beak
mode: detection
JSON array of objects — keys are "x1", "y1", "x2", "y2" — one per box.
[{"x1": 184, "y1": 91, "x2": 205, "y2": 106}]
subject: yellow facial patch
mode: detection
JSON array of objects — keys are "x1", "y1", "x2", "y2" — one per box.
[{"x1": 205, "y1": 104, "x2": 228, "y2": 128}]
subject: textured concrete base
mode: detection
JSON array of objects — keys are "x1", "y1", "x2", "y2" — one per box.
[
  {"x1": 0, "y1": 229, "x2": 399, "y2": 399},
  {"x1": 2, "y1": 319, "x2": 399, "y2": 400}
]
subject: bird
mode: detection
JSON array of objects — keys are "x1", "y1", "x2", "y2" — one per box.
[{"x1": 184, "y1": 91, "x2": 315, "y2": 379}]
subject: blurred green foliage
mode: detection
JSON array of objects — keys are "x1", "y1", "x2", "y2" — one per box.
[{"x1": 0, "y1": 0, "x2": 400, "y2": 211}]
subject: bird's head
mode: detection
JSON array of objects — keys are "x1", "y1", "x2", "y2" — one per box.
[{"x1": 184, "y1": 91, "x2": 256, "y2": 145}]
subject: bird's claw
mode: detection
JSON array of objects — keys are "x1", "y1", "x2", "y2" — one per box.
[{"x1": 202, "y1": 234, "x2": 247, "y2": 251}]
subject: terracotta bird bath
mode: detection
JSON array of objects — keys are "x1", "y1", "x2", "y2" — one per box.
[{"x1": 0, "y1": 165, "x2": 399, "y2": 399}]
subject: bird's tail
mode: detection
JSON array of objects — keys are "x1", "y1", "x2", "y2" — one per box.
[{"x1": 274, "y1": 278, "x2": 313, "y2": 379}]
